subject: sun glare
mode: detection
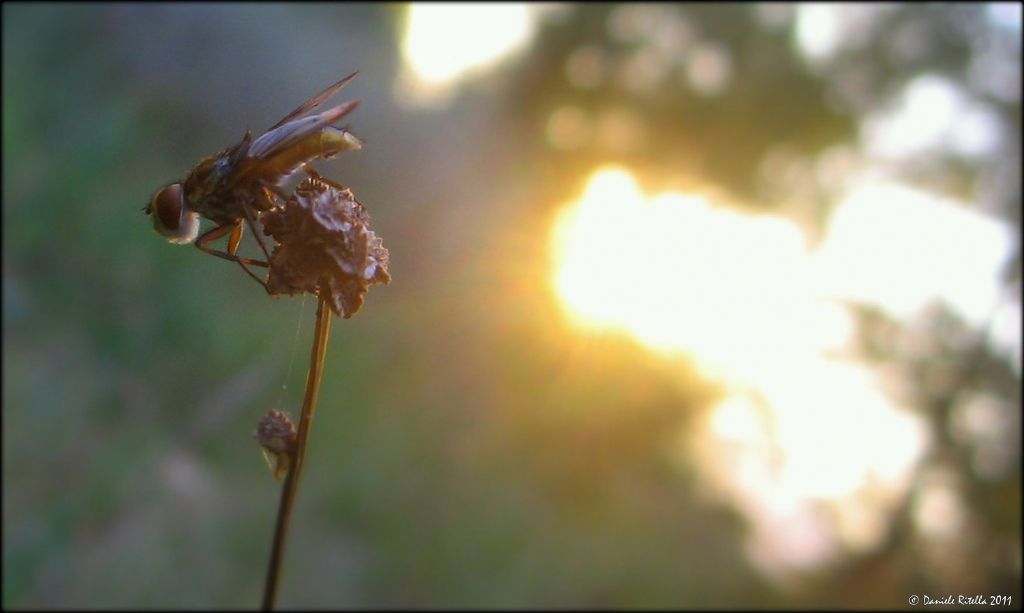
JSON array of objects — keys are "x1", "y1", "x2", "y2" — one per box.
[
  {"x1": 551, "y1": 166, "x2": 844, "y2": 385},
  {"x1": 398, "y1": 4, "x2": 537, "y2": 106},
  {"x1": 551, "y1": 165, "x2": 1013, "y2": 571}
]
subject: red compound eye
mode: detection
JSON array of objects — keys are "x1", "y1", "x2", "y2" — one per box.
[{"x1": 151, "y1": 183, "x2": 184, "y2": 231}]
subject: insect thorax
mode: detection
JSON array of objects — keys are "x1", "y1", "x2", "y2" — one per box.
[{"x1": 183, "y1": 154, "x2": 249, "y2": 224}]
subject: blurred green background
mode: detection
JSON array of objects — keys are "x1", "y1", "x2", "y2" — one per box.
[{"x1": 3, "y1": 3, "x2": 1020, "y2": 609}]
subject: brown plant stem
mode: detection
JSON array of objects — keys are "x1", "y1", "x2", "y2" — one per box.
[{"x1": 262, "y1": 295, "x2": 333, "y2": 610}]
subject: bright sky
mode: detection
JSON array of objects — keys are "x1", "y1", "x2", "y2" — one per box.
[
  {"x1": 861, "y1": 74, "x2": 1003, "y2": 160},
  {"x1": 812, "y1": 181, "x2": 1015, "y2": 325}
]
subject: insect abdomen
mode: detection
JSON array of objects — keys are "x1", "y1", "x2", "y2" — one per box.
[{"x1": 261, "y1": 128, "x2": 362, "y2": 185}]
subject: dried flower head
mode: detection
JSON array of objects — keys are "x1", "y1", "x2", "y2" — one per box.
[
  {"x1": 254, "y1": 409, "x2": 297, "y2": 480},
  {"x1": 261, "y1": 176, "x2": 390, "y2": 318}
]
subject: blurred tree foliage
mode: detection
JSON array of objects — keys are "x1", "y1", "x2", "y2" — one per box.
[
  {"x1": 487, "y1": 3, "x2": 1021, "y2": 608},
  {"x1": 510, "y1": 4, "x2": 852, "y2": 206},
  {"x1": 2, "y1": 3, "x2": 1020, "y2": 609},
  {"x1": 503, "y1": 4, "x2": 1020, "y2": 230}
]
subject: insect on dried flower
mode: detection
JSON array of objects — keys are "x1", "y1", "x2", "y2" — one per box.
[
  {"x1": 145, "y1": 71, "x2": 389, "y2": 610},
  {"x1": 261, "y1": 173, "x2": 391, "y2": 318},
  {"x1": 145, "y1": 73, "x2": 363, "y2": 288}
]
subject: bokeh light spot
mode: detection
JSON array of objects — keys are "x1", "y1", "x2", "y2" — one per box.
[
  {"x1": 685, "y1": 43, "x2": 733, "y2": 96},
  {"x1": 546, "y1": 106, "x2": 592, "y2": 151},
  {"x1": 565, "y1": 45, "x2": 609, "y2": 90}
]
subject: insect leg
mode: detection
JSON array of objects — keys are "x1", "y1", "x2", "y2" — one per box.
[
  {"x1": 302, "y1": 164, "x2": 324, "y2": 181},
  {"x1": 195, "y1": 221, "x2": 271, "y2": 291},
  {"x1": 262, "y1": 183, "x2": 290, "y2": 202},
  {"x1": 301, "y1": 164, "x2": 350, "y2": 191},
  {"x1": 228, "y1": 221, "x2": 244, "y2": 256},
  {"x1": 241, "y1": 201, "x2": 273, "y2": 263},
  {"x1": 195, "y1": 222, "x2": 269, "y2": 267}
]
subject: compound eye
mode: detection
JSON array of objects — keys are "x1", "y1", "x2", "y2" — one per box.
[{"x1": 151, "y1": 183, "x2": 184, "y2": 231}]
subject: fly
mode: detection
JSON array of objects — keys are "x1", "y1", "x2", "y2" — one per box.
[{"x1": 144, "y1": 72, "x2": 363, "y2": 288}]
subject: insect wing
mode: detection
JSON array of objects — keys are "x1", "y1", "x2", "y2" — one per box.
[
  {"x1": 247, "y1": 100, "x2": 361, "y2": 160},
  {"x1": 267, "y1": 71, "x2": 358, "y2": 130},
  {"x1": 228, "y1": 130, "x2": 253, "y2": 165}
]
